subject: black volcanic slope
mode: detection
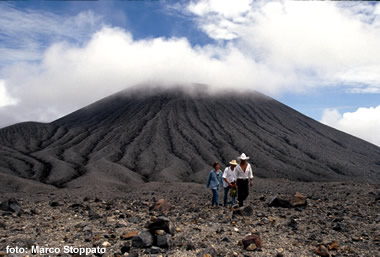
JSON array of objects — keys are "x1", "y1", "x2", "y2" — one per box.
[{"x1": 0, "y1": 88, "x2": 379, "y2": 191}]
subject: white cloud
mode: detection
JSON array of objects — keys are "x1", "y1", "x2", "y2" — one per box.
[
  {"x1": 187, "y1": 0, "x2": 252, "y2": 18},
  {"x1": 187, "y1": 0, "x2": 380, "y2": 91},
  {"x1": 186, "y1": 0, "x2": 252, "y2": 40},
  {"x1": 321, "y1": 106, "x2": 380, "y2": 146},
  {"x1": 0, "y1": 80, "x2": 17, "y2": 108}
]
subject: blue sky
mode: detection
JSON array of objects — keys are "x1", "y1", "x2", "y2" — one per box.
[{"x1": 0, "y1": 0, "x2": 379, "y2": 146}]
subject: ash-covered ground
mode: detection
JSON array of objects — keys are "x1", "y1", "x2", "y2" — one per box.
[{"x1": 1, "y1": 178, "x2": 379, "y2": 257}]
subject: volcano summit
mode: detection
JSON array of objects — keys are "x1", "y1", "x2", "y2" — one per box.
[{"x1": 0, "y1": 87, "x2": 379, "y2": 192}]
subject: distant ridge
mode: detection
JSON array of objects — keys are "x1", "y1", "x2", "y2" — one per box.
[{"x1": 0, "y1": 86, "x2": 379, "y2": 191}]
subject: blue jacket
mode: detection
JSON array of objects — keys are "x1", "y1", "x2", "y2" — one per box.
[{"x1": 206, "y1": 169, "x2": 223, "y2": 189}]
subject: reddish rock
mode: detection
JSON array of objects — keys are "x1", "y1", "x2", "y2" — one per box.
[
  {"x1": 290, "y1": 192, "x2": 307, "y2": 207},
  {"x1": 315, "y1": 245, "x2": 330, "y2": 257},
  {"x1": 328, "y1": 241, "x2": 339, "y2": 250},
  {"x1": 151, "y1": 199, "x2": 173, "y2": 213},
  {"x1": 242, "y1": 234, "x2": 262, "y2": 249},
  {"x1": 268, "y1": 192, "x2": 307, "y2": 208},
  {"x1": 122, "y1": 231, "x2": 138, "y2": 240}
]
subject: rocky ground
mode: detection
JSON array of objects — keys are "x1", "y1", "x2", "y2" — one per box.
[{"x1": 0, "y1": 178, "x2": 379, "y2": 257}]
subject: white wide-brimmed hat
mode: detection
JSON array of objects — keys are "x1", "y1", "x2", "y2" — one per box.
[{"x1": 238, "y1": 153, "x2": 250, "y2": 160}]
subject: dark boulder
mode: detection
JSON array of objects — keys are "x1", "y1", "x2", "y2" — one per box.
[
  {"x1": 233, "y1": 205, "x2": 253, "y2": 216},
  {"x1": 0, "y1": 198, "x2": 21, "y2": 214},
  {"x1": 120, "y1": 242, "x2": 131, "y2": 254},
  {"x1": 148, "y1": 216, "x2": 175, "y2": 235},
  {"x1": 49, "y1": 201, "x2": 64, "y2": 207},
  {"x1": 157, "y1": 234, "x2": 172, "y2": 248},
  {"x1": 268, "y1": 196, "x2": 292, "y2": 208},
  {"x1": 132, "y1": 231, "x2": 154, "y2": 248}
]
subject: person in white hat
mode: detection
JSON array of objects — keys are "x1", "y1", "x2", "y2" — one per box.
[
  {"x1": 235, "y1": 153, "x2": 254, "y2": 207},
  {"x1": 222, "y1": 160, "x2": 238, "y2": 207}
]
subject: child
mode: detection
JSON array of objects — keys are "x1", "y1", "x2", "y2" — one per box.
[{"x1": 206, "y1": 162, "x2": 223, "y2": 207}]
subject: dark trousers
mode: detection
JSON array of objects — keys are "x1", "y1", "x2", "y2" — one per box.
[
  {"x1": 224, "y1": 186, "x2": 236, "y2": 206},
  {"x1": 211, "y1": 188, "x2": 218, "y2": 206},
  {"x1": 237, "y1": 179, "x2": 249, "y2": 207}
]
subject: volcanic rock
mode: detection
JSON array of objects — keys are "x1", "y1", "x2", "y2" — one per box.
[
  {"x1": 332, "y1": 222, "x2": 349, "y2": 233},
  {"x1": 287, "y1": 217, "x2": 298, "y2": 231},
  {"x1": 150, "y1": 199, "x2": 173, "y2": 214},
  {"x1": 221, "y1": 236, "x2": 230, "y2": 242},
  {"x1": 268, "y1": 196, "x2": 292, "y2": 208},
  {"x1": 315, "y1": 245, "x2": 330, "y2": 257},
  {"x1": 268, "y1": 192, "x2": 307, "y2": 208},
  {"x1": 147, "y1": 216, "x2": 175, "y2": 235},
  {"x1": 49, "y1": 201, "x2": 63, "y2": 207},
  {"x1": 242, "y1": 234, "x2": 262, "y2": 249},
  {"x1": 0, "y1": 198, "x2": 21, "y2": 214},
  {"x1": 157, "y1": 234, "x2": 172, "y2": 248},
  {"x1": 128, "y1": 249, "x2": 139, "y2": 257},
  {"x1": 88, "y1": 209, "x2": 101, "y2": 220},
  {"x1": 232, "y1": 205, "x2": 253, "y2": 216},
  {"x1": 289, "y1": 192, "x2": 307, "y2": 207},
  {"x1": 132, "y1": 231, "x2": 154, "y2": 248},
  {"x1": 121, "y1": 231, "x2": 138, "y2": 240},
  {"x1": 120, "y1": 243, "x2": 130, "y2": 254}
]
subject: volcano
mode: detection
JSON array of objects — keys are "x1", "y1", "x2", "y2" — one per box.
[{"x1": 0, "y1": 87, "x2": 379, "y2": 191}]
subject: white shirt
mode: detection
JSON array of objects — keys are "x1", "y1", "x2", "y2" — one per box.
[
  {"x1": 222, "y1": 166, "x2": 236, "y2": 188},
  {"x1": 235, "y1": 163, "x2": 253, "y2": 179}
]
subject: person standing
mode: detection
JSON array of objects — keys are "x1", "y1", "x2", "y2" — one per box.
[
  {"x1": 222, "y1": 160, "x2": 238, "y2": 207},
  {"x1": 206, "y1": 162, "x2": 223, "y2": 207},
  {"x1": 235, "y1": 153, "x2": 253, "y2": 207}
]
